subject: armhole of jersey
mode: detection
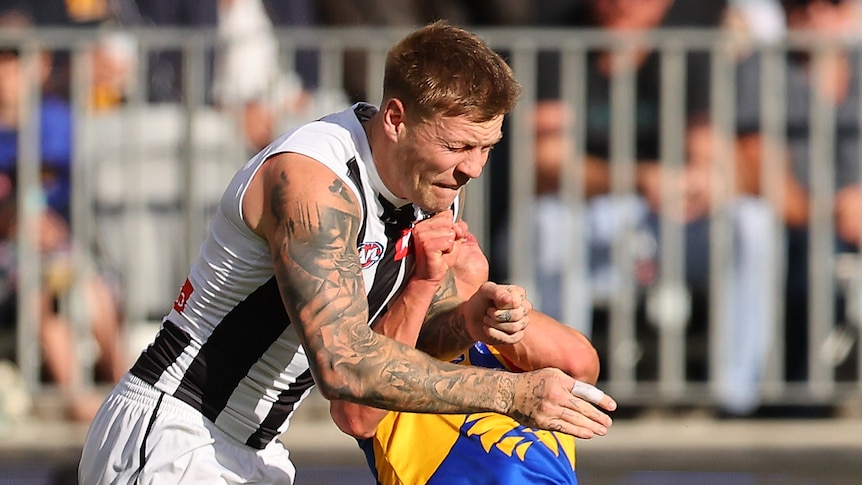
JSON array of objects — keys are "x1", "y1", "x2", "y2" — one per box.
[
  {"x1": 248, "y1": 151, "x2": 366, "y2": 229},
  {"x1": 232, "y1": 124, "x2": 366, "y2": 244},
  {"x1": 345, "y1": 157, "x2": 368, "y2": 244},
  {"x1": 230, "y1": 152, "x2": 277, "y2": 244}
]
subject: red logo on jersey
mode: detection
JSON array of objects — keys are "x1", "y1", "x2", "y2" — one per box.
[
  {"x1": 173, "y1": 278, "x2": 194, "y2": 313},
  {"x1": 359, "y1": 241, "x2": 385, "y2": 269},
  {"x1": 394, "y1": 228, "x2": 413, "y2": 261}
]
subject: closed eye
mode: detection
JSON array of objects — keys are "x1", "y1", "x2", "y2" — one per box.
[
  {"x1": 446, "y1": 144, "x2": 495, "y2": 153},
  {"x1": 445, "y1": 144, "x2": 471, "y2": 152}
]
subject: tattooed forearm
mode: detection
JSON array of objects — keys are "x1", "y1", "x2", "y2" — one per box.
[
  {"x1": 416, "y1": 271, "x2": 474, "y2": 359},
  {"x1": 351, "y1": 337, "x2": 518, "y2": 416}
]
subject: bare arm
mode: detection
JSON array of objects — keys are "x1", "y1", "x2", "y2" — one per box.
[
  {"x1": 737, "y1": 133, "x2": 810, "y2": 227},
  {"x1": 329, "y1": 215, "x2": 614, "y2": 438},
  {"x1": 496, "y1": 313, "x2": 600, "y2": 383},
  {"x1": 255, "y1": 154, "x2": 502, "y2": 411},
  {"x1": 330, "y1": 212, "x2": 458, "y2": 438},
  {"x1": 836, "y1": 185, "x2": 862, "y2": 246},
  {"x1": 249, "y1": 153, "x2": 613, "y2": 437}
]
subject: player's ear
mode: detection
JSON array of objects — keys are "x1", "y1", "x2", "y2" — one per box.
[{"x1": 381, "y1": 98, "x2": 406, "y2": 141}]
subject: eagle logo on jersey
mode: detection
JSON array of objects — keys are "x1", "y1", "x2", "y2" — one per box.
[
  {"x1": 359, "y1": 241, "x2": 385, "y2": 269},
  {"x1": 464, "y1": 413, "x2": 570, "y2": 462}
]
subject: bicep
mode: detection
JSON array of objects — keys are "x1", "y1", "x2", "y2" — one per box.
[
  {"x1": 497, "y1": 311, "x2": 600, "y2": 383},
  {"x1": 259, "y1": 153, "x2": 370, "y2": 358}
]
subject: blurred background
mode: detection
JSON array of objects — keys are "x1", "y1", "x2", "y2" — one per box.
[{"x1": 0, "y1": 0, "x2": 861, "y2": 483}]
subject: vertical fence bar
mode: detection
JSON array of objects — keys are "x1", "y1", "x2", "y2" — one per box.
[
  {"x1": 507, "y1": 44, "x2": 538, "y2": 297},
  {"x1": 181, "y1": 37, "x2": 206, "y2": 271},
  {"x1": 857, "y1": 41, "x2": 862, "y2": 392},
  {"x1": 15, "y1": 44, "x2": 45, "y2": 392},
  {"x1": 559, "y1": 43, "x2": 590, "y2": 333},
  {"x1": 656, "y1": 41, "x2": 688, "y2": 397},
  {"x1": 319, "y1": 39, "x2": 343, "y2": 98},
  {"x1": 69, "y1": 41, "x2": 96, "y2": 387},
  {"x1": 808, "y1": 43, "x2": 837, "y2": 397},
  {"x1": 364, "y1": 45, "x2": 386, "y2": 108},
  {"x1": 707, "y1": 39, "x2": 736, "y2": 403},
  {"x1": 760, "y1": 45, "x2": 789, "y2": 395},
  {"x1": 608, "y1": 40, "x2": 639, "y2": 391},
  {"x1": 122, "y1": 32, "x2": 151, "y2": 327}
]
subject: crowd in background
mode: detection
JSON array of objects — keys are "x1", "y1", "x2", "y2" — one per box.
[{"x1": 1, "y1": 0, "x2": 861, "y2": 422}]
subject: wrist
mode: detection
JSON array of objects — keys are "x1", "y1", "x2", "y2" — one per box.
[
  {"x1": 496, "y1": 371, "x2": 519, "y2": 416},
  {"x1": 462, "y1": 295, "x2": 486, "y2": 342},
  {"x1": 405, "y1": 277, "x2": 441, "y2": 293},
  {"x1": 403, "y1": 278, "x2": 441, "y2": 305}
]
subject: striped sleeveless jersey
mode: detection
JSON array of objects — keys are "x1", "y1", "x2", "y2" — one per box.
[{"x1": 130, "y1": 103, "x2": 453, "y2": 449}]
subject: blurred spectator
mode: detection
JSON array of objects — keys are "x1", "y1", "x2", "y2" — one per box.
[
  {"x1": 214, "y1": 0, "x2": 330, "y2": 151},
  {"x1": 86, "y1": 31, "x2": 138, "y2": 111},
  {"x1": 0, "y1": 10, "x2": 72, "y2": 222},
  {"x1": 506, "y1": 0, "x2": 778, "y2": 417},
  {"x1": 261, "y1": 0, "x2": 319, "y2": 91},
  {"x1": 735, "y1": 0, "x2": 862, "y2": 384},
  {"x1": 0, "y1": 0, "x2": 69, "y2": 26},
  {"x1": 119, "y1": 0, "x2": 219, "y2": 103},
  {"x1": 214, "y1": 0, "x2": 295, "y2": 150},
  {"x1": 315, "y1": 0, "x2": 475, "y2": 103},
  {"x1": 315, "y1": 0, "x2": 535, "y2": 103},
  {"x1": 448, "y1": 0, "x2": 535, "y2": 25},
  {"x1": 0, "y1": 6, "x2": 126, "y2": 421},
  {"x1": 66, "y1": 0, "x2": 139, "y2": 111},
  {"x1": 725, "y1": 0, "x2": 787, "y2": 43},
  {"x1": 2, "y1": 0, "x2": 139, "y2": 112}
]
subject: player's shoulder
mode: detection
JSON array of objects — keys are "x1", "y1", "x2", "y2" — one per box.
[{"x1": 271, "y1": 117, "x2": 359, "y2": 171}]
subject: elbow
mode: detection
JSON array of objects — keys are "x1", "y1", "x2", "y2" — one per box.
[
  {"x1": 314, "y1": 368, "x2": 358, "y2": 402},
  {"x1": 329, "y1": 399, "x2": 384, "y2": 439},
  {"x1": 316, "y1": 380, "x2": 342, "y2": 401},
  {"x1": 309, "y1": 358, "x2": 356, "y2": 402},
  {"x1": 564, "y1": 340, "x2": 601, "y2": 384},
  {"x1": 330, "y1": 408, "x2": 379, "y2": 439}
]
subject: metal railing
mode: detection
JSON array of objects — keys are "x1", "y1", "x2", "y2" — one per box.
[{"x1": 1, "y1": 25, "x2": 860, "y2": 413}]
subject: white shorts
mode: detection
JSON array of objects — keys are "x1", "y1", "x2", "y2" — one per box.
[{"x1": 79, "y1": 374, "x2": 296, "y2": 485}]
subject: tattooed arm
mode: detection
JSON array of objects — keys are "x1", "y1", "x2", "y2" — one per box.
[
  {"x1": 329, "y1": 212, "x2": 534, "y2": 438},
  {"x1": 330, "y1": 211, "x2": 459, "y2": 438},
  {"x1": 244, "y1": 152, "x2": 614, "y2": 439},
  {"x1": 331, "y1": 219, "x2": 608, "y2": 438}
]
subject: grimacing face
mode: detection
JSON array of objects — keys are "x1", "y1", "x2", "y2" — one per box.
[{"x1": 394, "y1": 114, "x2": 504, "y2": 213}]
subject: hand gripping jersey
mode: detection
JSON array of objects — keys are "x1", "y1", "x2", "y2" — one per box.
[
  {"x1": 360, "y1": 342, "x2": 579, "y2": 485},
  {"x1": 129, "y1": 103, "x2": 452, "y2": 450}
]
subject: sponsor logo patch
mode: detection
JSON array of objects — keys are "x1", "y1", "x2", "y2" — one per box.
[{"x1": 173, "y1": 278, "x2": 194, "y2": 313}]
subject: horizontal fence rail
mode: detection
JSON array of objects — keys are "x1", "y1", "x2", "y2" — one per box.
[{"x1": 1, "y1": 26, "x2": 860, "y2": 414}]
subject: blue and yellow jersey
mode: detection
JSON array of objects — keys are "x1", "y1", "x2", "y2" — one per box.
[{"x1": 358, "y1": 342, "x2": 578, "y2": 485}]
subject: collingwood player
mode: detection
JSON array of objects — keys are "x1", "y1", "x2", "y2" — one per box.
[{"x1": 80, "y1": 21, "x2": 615, "y2": 484}]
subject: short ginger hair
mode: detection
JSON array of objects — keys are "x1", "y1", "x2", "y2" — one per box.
[{"x1": 382, "y1": 20, "x2": 521, "y2": 123}]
